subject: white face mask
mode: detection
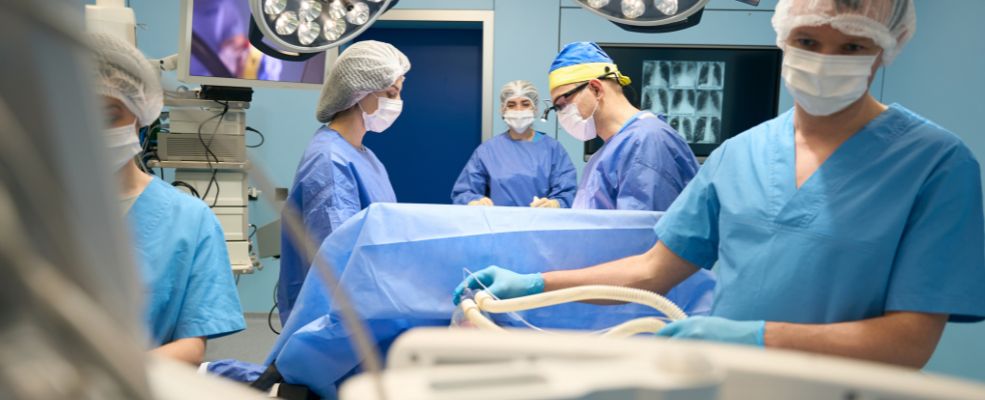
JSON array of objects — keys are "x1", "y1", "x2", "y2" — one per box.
[
  {"x1": 103, "y1": 123, "x2": 142, "y2": 171},
  {"x1": 558, "y1": 91, "x2": 599, "y2": 142},
  {"x1": 782, "y1": 46, "x2": 878, "y2": 117},
  {"x1": 503, "y1": 109, "x2": 535, "y2": 134},
  {"x1": 360, "y1": 94, "x2": 403, "y2": 133}
]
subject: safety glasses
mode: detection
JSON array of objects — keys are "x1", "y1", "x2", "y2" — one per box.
[{"x1": 540, "y1": 71, "x2": 617, "y2": 121}]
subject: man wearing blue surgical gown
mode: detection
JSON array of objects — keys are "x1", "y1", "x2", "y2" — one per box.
[
  {"x1": 457, "y1": 0, "x2": 985, "y2": 368},
  {"x1": 91, "y1": 32, "x2": 244, "y2": 364},
  {"x1": 452, "y1": 80, "x2": 577, "y2": 208},
  {"x1": 278, "y1": 41, "x2": 411, "y2": 324},
  {"x1": 545, "y1": 42, "x2": 699, "y2": 211}
]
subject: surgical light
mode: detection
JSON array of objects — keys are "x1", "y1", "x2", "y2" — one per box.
[
  {"x1": 576, "y1": 0, "x2": 761, "y2": 33},
  {"x1": 249, "y1": 0, "x2": 398, "y2": 60}
]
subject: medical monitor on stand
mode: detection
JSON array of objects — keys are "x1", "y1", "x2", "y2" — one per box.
[
  {"x1": 177, "y1": 0, "x2": 336, "y2": 90},
  {"x1": 588, "y1": 44, "x2": 782, "y2": 160}
]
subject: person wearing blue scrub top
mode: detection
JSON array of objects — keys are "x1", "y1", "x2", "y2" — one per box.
[
  {"x1": 452, "y1": 80, "x2": 577, "y2": 208},
  {"x1": 456, "y1": 0, "x2": 985, "y2": 368},
  {"x1": 278, "y1": 41, "x2": 410, "y2": 324},
  {"x1": 545, "y1": 42, "x2": 700, "y2": 211},
  {"x1": 91, "y1": 32, "x2": 244, "y2": 365}
]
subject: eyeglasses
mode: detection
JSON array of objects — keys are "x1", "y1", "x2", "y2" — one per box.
[{"x1": 539, "y1": 71, "x2": 617, "y2": 121}]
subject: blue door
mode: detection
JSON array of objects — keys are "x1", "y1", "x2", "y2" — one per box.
[{"x1": 356, "y1": 24, "x2": 483, "y2": 204}]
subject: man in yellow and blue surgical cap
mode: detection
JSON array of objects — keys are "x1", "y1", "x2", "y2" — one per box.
[{"x1": 546, "y1": 42, "x2": 699, "y2": 211}]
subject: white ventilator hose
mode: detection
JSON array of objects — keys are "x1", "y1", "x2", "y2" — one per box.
[{"x1": 461, "y1": 285, "x2": 688, "y2": 338}]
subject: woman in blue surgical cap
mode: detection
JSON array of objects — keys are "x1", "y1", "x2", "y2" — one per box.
[
  {"x1": 451, "y1": 80, "x2": 577, "y2": 208},
  {"x1": 457, "y1": 0, "x2": 985, "y2": 368},
  {"x1": 278, "y1": 41, "x2": 410, "y2": 324},
  {"x1": 90, "y1": 32, "x2": 245, "y2": 364}
]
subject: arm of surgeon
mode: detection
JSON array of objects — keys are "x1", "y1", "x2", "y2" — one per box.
[
  {"x1": 150, "y1": 337, "x2": 206, "y2": 365},
  {"x1": 542, "y1": 241, "x2": 948, "y2": 368}
]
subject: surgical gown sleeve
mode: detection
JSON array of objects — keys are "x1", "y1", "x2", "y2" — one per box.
[
  {"x1": 174, "y1": 209, "x2": 245, "y2": 339},
  {"x1": 546, "y1": 142, "x2": 578, "y2": 208},
  {"x1": 652, "y1": 142, "x2": 729, "y2": 269},
  {"x1": 451, "y1": 149, "x2": 489, "y2": 204},
  {"x1": 885, "y1": 152, "x2": 985, "y2": 322},
  {"x1": 615, "y1": 130, "x2": 698, "y2": 211}
]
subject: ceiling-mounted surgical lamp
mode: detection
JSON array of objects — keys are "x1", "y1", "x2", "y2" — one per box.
[
  {"x1": 575, "y1": 0, "x2": 761, "y2": 33},
  {"x1": 248, "y1": 0, "x2": 399, "y2": 61}
]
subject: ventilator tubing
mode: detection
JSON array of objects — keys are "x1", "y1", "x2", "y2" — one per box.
[{"x1": 458, "y1": 285, "x2": 687, "y2": 338}]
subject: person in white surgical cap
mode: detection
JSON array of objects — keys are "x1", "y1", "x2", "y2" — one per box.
[
  {"x1": 457, "y1": 0, "x2": 985, "y2": 368},
  {"x1": 278, "y1": 40, "x2": 410, "y2": 324},
  {"x1": 451, "y1": 80, "x2": 577, "y2": 208},
  {"x1": 90, "y1": 32, "x2": 245, "y2": 365}
]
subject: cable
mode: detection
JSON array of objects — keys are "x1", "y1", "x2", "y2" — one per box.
[
  {"x1": 171, "y1": 181, "x2": 201, "y2": 198},
  {"x1": 268, "y1": 281, "x2": 281, "y2": 335},
  {"x1": 246, "y1": 126, "x2": 265, "y2": 148},
  {"x1": 196, "y1": 101, "x2": 228, "y2": 208}
]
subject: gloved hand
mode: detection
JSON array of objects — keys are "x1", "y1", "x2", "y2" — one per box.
[
  {"x1": 453, "y1": 266, "x2": 544, "y2": 305},
  {"x1": 468, "y1": 197, "x2": 494, "y2": 207},
  {"x1": 530, "y1": 196, "x2": 560, "y2": 208},
  {"x1": 657, "y1": 316, "x2": 765, "y2": 347}
]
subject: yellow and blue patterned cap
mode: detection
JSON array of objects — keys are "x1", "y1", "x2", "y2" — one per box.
[{"x1": 548, "y1": 42, "x2": 631, "y2": 91}]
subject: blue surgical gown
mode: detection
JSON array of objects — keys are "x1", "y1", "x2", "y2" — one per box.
[
  {"x1": 127, "y1": 176, "x2": 245, "y2": 346},
  {"x1": 573, "y1": 112, "x2": 700, "y2": 211},
  {"x1": 278, "y1": 127, "x2": 397, "y2": 324},
  {"x1": 451, "y1": 131, "x2": 577, "y2": 207},
  {"x1": 655, "y1": 104, "x2": 985, "y2": 324}
]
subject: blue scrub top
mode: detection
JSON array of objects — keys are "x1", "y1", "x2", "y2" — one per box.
[
  {"x1": 655, "y1": 104, "x2": 985, "y2": 324},
  {"x1": 451, "y1": 131, "x2": 577, "y2": 207},
  {"x1": 278, "y1": 126, "x2": 397, "y2": 323},
  {"x1": 573, "y1": 112, "x2": 700, "y2": 211},
  {"x1": 127, "y1": 176, "x2": 245, "y2": 346}
]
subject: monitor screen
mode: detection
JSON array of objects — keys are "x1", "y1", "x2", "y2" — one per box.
[
  {"x1": 592, "y1": 44, "x2": 782, "y2": 158},
  {"x1": 182, "y1": 0, "x2": 327, "y2": 88}
]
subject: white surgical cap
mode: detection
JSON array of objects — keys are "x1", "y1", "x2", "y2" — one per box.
[
  {"x1": 316, "y1": 40, "x2": 411, "y2": 123},
  {"x1": 772, "y1": 0, "x2": 916, "y2": 65},
  {"x1": 500, "y1": 80, "x2": 540, "y2": 111},
  {"x1": 88, "y1": 32, "x2": 163, "y2": 127}
]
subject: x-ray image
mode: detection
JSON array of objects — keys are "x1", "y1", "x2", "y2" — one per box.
[{"x1": 642, "y1": 60, "x2": 726, "y2": 144}]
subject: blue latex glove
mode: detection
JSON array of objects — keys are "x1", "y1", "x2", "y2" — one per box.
[
  {"x1": 657, "y1": 316, "x2": 766, "y2": 347},
  {"x1": 453, "y1": 266, "x2": 544, "y2": 305}
]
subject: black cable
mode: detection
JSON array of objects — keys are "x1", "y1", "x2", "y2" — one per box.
[
  {"x1": 268, "y1": 280, "x2": 281, "y2": 335},
  {"x1": 171, "y1": 181, "x2": 200, "y2": 198},
  {"x1": 249, "y1": 224, "x2": 258, "y2": 240},
  {"x1": 246, "y1": 126, "x2": 265, "y2": 148},
  {"x1": 196, "y1": 101, "x2": 228, "y2": 207}
]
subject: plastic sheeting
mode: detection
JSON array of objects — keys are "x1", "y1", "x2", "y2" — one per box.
[{"x1": 266, "y1": 203, "x2": 716, "y2": 398}]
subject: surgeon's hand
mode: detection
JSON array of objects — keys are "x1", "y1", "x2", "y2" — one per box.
[
  {"x1": 468, "y1": 197, "x2": 494, "y2": 207},
  {"x1": 453, "y1": 266, "x2": 544, "y2": 305},
  {"x1": 530, "y1": 196, "x2": 560, "y2": 208},
  {"x1": 657, "y1": 316, "x2": 765, "y2": 347}
]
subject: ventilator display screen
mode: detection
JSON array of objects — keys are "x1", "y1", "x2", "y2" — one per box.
[{"x1": 595, "y1": 44, "x2": 782, "y2": 158}]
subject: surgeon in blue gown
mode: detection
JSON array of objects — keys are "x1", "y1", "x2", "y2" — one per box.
[
  {"x1": 278, "y1": 41, "x2": 411, "y2": 324},
  {"x1": 91, "y1": 33, "x2": 245, "y2": 364},
  {"x1": 451, "y1": 80, "x2": 577, "y2": 208},
  {"x1": 457, "y1": 0, "x2": 985, "y2": 368},
  {"x1": 544, "y1": 42, "x2": 700, "y2": 211}
]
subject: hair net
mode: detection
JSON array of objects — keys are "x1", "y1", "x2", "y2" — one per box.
[
  {"x1": 500, "y1": 80, "x2": 540, "y2": 111},
  {"x1": 772, "y1": 0, "x2": 916, "y2": 65},
  {"x1": 316, "y1": 41, "x2": 411, "y2": 123},
  {"x1": 88, "y1": 32, "x2": 163, "y2": 127}
]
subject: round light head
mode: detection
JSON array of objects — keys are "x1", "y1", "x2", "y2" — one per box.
[
  {"x1": 250, "y1": 0, "x2": 395, "y2": 53},
  {"x1": 576, "y1": 0, "x2": 709, "y2": 27}
]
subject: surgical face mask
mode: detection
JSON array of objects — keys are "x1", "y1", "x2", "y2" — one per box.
[
  {"x1": 360, "y1": 95, "x2": 403, "y2": 133},
  {"x1": 781, "y1": 46, "x2": 878, "y2": 117},
  {"x1": 503, "y1": 109, "x2": 535, "y2": 134},
  {"x1": 103, "y1": 123, "x2": 142, "y2": 171},
  {"x1": 558, "y1": 91, "x2": 599, "y2": 142}
]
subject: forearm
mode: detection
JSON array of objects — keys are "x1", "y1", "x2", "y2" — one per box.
[
  {"x1": 543, "y1": 241, "x2": 699, "y2": 295},
  {"x1": 150, "y1": 337, "x2": 206, "y2": 365},
  {"x1": 765, "y1": 312, "x2": 947, "y2": 368}
]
